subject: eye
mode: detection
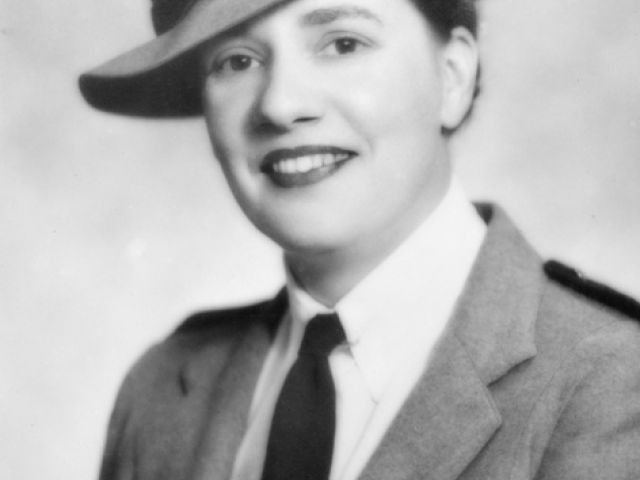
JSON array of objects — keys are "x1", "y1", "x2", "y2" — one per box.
[
  {"x1": 320, "y1": 36, "x2": 368, "y2": 57},
  {"x1": 212, "y1": 53, "x2": 262, "y2": 75}
]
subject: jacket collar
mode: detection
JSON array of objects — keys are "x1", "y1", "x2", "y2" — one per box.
[
  {"x1": 359, "y1": 204, "x2": 543, "y2": 480},
  {"x1": 451, "y1": 204, "x2": 542, "y2": 385},
  {"x1": 183, "y1": 290, "x2": 287, "y2": 480}
]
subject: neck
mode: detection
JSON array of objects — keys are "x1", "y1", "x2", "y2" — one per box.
[{"x1": 285, "y1": 166, "x2": 452, "y2": 307}]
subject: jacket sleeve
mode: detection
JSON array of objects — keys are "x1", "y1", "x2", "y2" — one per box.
[
  {"x1": 97, "y1": 340, "x2": 168, "y2": 480},
  {"x1": 98, "y1": 366, "x2": 138, "y2": 480},
  {"x1": 534, "y1": 323, "x2": 640, "y2": 480}
]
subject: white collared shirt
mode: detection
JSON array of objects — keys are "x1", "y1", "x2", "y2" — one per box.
[{"x1": 230, "y1": 181, "x2": 486, "y2": 480}]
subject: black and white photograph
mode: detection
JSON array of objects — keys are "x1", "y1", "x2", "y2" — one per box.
[{"x1": 2, "y1": 0, "x2": 640, "y2": 479}]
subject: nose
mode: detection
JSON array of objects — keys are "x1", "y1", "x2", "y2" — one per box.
[{"x1": 251, "y1": 60, "x2": 324, "y2": 132}]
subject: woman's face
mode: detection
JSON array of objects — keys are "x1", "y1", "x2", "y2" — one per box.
[{"x1": 200, "y1": 0, "x2": 477, "y2": 257}]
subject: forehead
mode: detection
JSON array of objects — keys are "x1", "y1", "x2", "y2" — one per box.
[{"x1": 216, "y1": 0, "x2": 421, "y2": 37}]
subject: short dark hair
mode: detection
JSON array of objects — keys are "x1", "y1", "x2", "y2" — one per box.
[{"x1": 409, "y1": 0, "x2": 478, "y2": 39}]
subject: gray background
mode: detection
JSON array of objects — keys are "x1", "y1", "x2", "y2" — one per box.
[{"x1": 2, "y1": 0, "x2": 639, "y2": 478}]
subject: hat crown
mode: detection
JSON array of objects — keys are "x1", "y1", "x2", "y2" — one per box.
[{"x1": 151, "y1": 0, "x2": 199, "y2": 34}]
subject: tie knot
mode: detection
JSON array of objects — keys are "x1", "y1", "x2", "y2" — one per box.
[{"x1": 300, "y1": 313, "x2": 346, "y2": 356}]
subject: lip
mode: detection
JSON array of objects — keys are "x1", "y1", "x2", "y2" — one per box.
[{"x1": 260, "y1": 145, "x2": 357, "y2": 188}]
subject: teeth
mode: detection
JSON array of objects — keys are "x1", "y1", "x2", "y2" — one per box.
[
  {"x1": 299, "y1": 156, "x2": 313, "y2": 172},
  {"x1": 271, "y1": 153, "x2": 350, "y2": 174},
  {"x1": 284, "y1": 159, "x2": 296, "y2": 173}
]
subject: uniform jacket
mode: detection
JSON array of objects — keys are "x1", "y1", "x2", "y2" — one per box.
[{"x1": 99, "y1": 205, "x2": 640, "y2": 480}]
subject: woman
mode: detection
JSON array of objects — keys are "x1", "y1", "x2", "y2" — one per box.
[{"x1": 80, "y1": 0, "x2": 640, "y2": 479}]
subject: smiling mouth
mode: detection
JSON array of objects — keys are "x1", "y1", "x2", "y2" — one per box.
[{"x1": 260, "y1": 146, "x2": 356, "y2": 188}]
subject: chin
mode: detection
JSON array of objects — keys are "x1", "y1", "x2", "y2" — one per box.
[{"x1": 253, "y1": 214, "x2": 353, "y2": 255}]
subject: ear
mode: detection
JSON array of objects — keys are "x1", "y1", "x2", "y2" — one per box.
[{"x1": 439, "y1": 27, "x2": 479, "y2": 130}]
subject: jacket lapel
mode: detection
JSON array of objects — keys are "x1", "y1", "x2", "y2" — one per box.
[
  {"x1": 184, "y1": 291, "x2": 288, "y2": 480},
  {"x1": 359, "y1": 333, "x2": 502, "y2": 480},
  {"x1": 360, "y1": 205, "x2": 543, "y2": 480}
]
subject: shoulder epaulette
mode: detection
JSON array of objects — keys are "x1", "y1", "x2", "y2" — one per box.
[{"x1": 544, "y1": 260, "x2": 640, "y2": 321}]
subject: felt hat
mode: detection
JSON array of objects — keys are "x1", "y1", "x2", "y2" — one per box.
[{"x1": 78, "y1": 0, "x2": 289, "y2": 117}]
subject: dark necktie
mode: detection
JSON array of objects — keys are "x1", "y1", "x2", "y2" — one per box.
[{"x1": 261, "y1": 312, "x2": 346, "y2": 480}]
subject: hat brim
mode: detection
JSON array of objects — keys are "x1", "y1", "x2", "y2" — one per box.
[{"x1": 79, "y1": 0, "x2": 289, "y2": 117}]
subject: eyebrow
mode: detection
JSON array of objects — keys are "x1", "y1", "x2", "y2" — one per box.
[{"x1": 300, "y1": 7, "x2": 382, "y2": 27}]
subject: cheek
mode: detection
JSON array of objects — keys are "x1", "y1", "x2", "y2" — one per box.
[
  {"x1": 207, "y1": 118, "x2": 235, "y2": 169},
  {"x1": 333, "y1": 57, "x2": 443, "y2": 148},
  {"x1": 383, "y1": 65, "x2": 443, "y2": 133},
  {"x1": 333, "y1": 60, "x2": 445, "y2": 209},
  {"x1": 203, "y1": 107, "x2": 249, "y2": 210},
  {"x1": 202, "y1": 83, "x2": 253, "y2": 160}
]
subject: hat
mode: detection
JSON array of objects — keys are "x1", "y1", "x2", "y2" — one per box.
[{"x1": 78, "y1": 0, "x2": 289, "y2": 117}]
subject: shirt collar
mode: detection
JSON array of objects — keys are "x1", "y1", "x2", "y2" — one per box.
[{"x1": 285, "y1": 180, "x2": 486, "y2": 401}]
